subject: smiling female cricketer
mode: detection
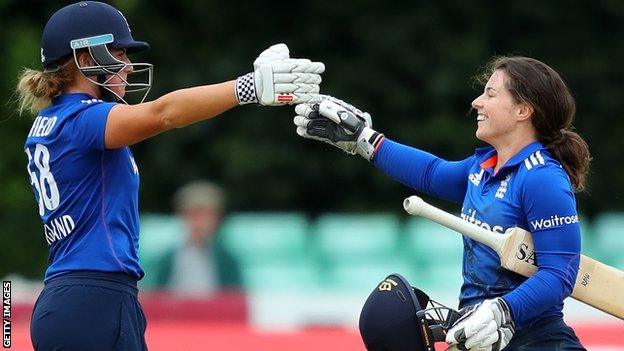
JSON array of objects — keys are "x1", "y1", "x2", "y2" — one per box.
[
  {"x1": 294, "y1": 57, "x2": 589, "y2": 350},
  {"x1": 18, "y1": 2, "x2": 324, "y2": 350}
]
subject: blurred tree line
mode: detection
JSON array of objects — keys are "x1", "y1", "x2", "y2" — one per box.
[{"x1": 1, "y1": 0, "x2": 624, "y2": 278}]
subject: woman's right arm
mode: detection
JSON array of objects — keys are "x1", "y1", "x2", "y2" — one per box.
[
  {"x1": 105, "y1": 81, "x2": 238, "y2": 149},
  {"x1": 373, "y1": 139, "x2": 473, "y2": 203},
  {"x1": 293, "y1": 98, "x2": 473, "y2": 203},
  {"x1": 105, "y1": 43, "x2": 325, "y2": 149}
]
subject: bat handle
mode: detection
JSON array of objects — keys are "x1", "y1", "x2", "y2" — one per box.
[
  {"x1": 404, "y1": 196, "x2": 426, "y2": 216},
  {"x1": 403, "y1": 195, "x2": 506, "y2": 256}
]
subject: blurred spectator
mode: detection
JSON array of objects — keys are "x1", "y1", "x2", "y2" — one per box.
[{"x1": 162, "y1": 180, "x2": 241, "y2": 296}]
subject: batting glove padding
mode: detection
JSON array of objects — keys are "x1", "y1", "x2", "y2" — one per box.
[
  {"x1": 236, "y1": 43, "x2": 325, "y2": 106},
  {"x1": 253, "y1": 43, "x2": 290, "y2": 68},
  {"x1": 293, "y1": 96, "x2": 384, "y2": 160},
  {"x1": 446, "y1": 297, "x2": 515, "y2": 351}
]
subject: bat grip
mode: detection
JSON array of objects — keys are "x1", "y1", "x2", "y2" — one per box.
[{"x1": 403, "y1": 195, "x2": 504, "y2": 253}]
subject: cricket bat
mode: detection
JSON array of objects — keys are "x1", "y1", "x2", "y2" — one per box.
[{"x1": 403, "y1": 195, "x2": 624, "y2": 320}]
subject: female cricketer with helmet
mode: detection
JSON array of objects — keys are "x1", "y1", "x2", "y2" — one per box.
[
  {"x1": 294, "y1": 57, "x2": 589, "y2": 350},
  {"x1": 18, "y1": 1, "x2": 324, "y2": 350}
]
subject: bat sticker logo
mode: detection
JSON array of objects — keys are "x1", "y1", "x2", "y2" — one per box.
[
  {"x1": 581, "y1": 273, "x2": 590, "y2": 286},
  {"x1": 516, "y1": 243, "x2": 537, "y2": 266}
]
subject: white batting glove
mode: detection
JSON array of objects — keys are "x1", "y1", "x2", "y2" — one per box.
[
  {"x1": 293, "y1": 95, "x2": 384, "y2": 160},
  {"x1": 446, "y1": 298, "x2": 515, "y2": 351},
  {"x1": 253, "y1": 43, "x2": 290, "y2": 68},
  {"x1": 236, "y1": 43, "x2": 325, "y2": 106}
]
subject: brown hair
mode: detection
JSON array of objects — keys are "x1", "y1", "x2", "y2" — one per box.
[
  {"x1": 16, "y1": 58, "x2": 76, "y2": 115},
  {"x1": 479, "y1": 56, "x2": 591, "y2": 191}
]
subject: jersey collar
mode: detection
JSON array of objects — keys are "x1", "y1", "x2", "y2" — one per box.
[
  {"x1": 52, "y1": 93, "x2": 98, "y2": 105},
  {"x1": 477, "y1": 141, "x2": 545, "y2": 175}
]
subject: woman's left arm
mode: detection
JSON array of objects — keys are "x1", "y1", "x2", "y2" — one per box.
[{"x1": 502, "y1": 166, "x2": 581, "y2": 327}]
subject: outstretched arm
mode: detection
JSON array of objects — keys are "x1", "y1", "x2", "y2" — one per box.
[
  {"x1": 294, "y1": 97, "x2": 473, "y2": 203},
  {"x1": 105, "y1": 81, "x2": 238, "y2": 148},
  {"x1": 105, "y1": 44, "x2": 324, "y2": 149},
  {"x1": 373, "y1": 139, "x2": 473, "y2": 203}
]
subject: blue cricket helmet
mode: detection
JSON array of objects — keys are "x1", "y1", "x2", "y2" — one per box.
[
  {"x1": 359, "y1": 273, "x2": 461, "y2": 351},
  {"x1": 41, "y1": 1, "x2": 149, "y2": 70},
  {"x1": 40, "y1": 1, "x2": 153, "y2": 103}
]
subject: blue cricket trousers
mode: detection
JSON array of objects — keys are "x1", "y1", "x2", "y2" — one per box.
[
  {"x1": 31, "y1": 271, "x2": 147, "y2": 351},
  {"x1": 504, "y1": 315, "x2": 586, "y2": 351}
]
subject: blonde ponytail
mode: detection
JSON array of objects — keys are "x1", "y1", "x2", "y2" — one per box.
[{"x1": 16, "y1": 59, "x2": 76, "y2": 115}]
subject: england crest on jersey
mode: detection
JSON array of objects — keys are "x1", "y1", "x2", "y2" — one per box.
[{"x1": 495, "y1": 173, "x2": 512, "y2": 199}]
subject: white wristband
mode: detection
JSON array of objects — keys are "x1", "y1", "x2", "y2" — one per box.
[{"x1": 356, "y1": 126, "x2": 385, "y2": 161}]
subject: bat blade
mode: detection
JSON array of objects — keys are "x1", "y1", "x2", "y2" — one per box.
[
  {"x1": 403, "y1": 195, "x2": 624, "y2": 320},
  {"x1": 572, "y1": 255, "x2": 624, "y2": 319}
]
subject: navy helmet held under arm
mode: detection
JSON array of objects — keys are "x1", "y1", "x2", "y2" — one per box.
[{"x1": 359, "y1": 273, "x2": 461, "y2": 351}]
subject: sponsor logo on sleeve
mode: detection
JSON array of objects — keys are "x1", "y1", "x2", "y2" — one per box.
[{"x1": 530, "y1": 214, "x2": 579, "y2": 230}]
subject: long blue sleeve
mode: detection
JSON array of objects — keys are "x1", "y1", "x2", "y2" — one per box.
[
  {"x1": 502, "y1": 166, "x2": 580, "y2": 327},
  {"x1": 372, "y1": 139, "x2": 474, "y2": 204}
]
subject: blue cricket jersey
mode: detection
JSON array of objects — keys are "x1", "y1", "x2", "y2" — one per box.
[
  {"x1": 373, "y1": 139, "x2": 581, "y2": 328},
  {"x1": 24, "y1": 93, "x2": 143, "y2": 282}
]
